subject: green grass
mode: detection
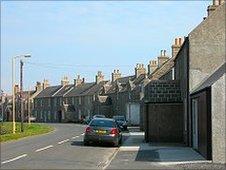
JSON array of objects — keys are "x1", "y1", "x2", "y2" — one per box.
[{"x1": 0, "y1": 122, "x2": 54, "y2": 142}]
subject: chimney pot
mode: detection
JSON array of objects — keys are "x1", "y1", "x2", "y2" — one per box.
[
  {"x1": 179, "y1": 38, "x2": 182, "y2": 45},
  {"x1": 175, "y1": 38, "x2": 178, "y2": 45}
]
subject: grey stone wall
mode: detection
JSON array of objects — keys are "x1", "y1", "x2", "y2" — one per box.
[
  {"x1": 174, "y1": 38, "x2": 189, "y2": 144},
  {"x1": 211, "y1": 73, "x2": 226, "y2": 164},
  {"x1": 189, "y1": 3, "x2": 225, "y2": 91}
]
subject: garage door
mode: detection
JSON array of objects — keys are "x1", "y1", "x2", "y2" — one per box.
[{"x1": 126, "y1": 103, "x2": 140, "y2": 125}]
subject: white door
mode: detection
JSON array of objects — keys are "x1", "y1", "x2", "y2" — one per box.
[
  {"x1": 192, "y1": 99, "x2": 198, "y2": 150},
  {"x1": 126, "y1": 103, "x2": 140, "y2": 125}
]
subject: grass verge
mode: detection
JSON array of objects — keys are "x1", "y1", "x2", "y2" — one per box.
[{"x1": 0, "y1": 122, "x2": 54, "y2": 142}]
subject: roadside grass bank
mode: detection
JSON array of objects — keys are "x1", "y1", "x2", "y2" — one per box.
[{"x1": 0, "y1": 122, "x2": 54, "y2": 142}]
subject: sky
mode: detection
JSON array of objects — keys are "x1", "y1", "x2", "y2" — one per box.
[{"x1": 1, "y1": 0, "x2": 211, "y2": 93}]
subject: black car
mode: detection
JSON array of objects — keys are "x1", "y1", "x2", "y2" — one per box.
[
  {"x1": 112, "y1": 115, "x2": 128, "y2": 131},
  {"x1": 83, "y1": 118, "x2": 122, "y2": 147}
]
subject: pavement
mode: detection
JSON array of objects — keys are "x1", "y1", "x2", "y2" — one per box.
[
  {"x1": 1, "y1": 124, "x2": 225, "y2": 170},
  {"x1": 106, "y1": 127, "x2": 226, "y2": 170}
]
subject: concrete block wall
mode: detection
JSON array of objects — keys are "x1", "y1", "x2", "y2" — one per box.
[{"x1": 144, "y1": 80, "x2": 182, "y2": 103}]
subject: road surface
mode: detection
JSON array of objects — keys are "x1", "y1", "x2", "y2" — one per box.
[{"x1": 1, "y1": 123, "x2": 119, "y2": 169}]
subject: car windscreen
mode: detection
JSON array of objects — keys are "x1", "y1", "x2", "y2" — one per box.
[{"x1": 90, "y1": 119, "x2": 115, "y2": 127}]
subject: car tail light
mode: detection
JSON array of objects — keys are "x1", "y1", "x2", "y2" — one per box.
[
  {"x1": 110, "y1": 128, "x2": 119, "y2": 136},
  {"x1": 85, "y1": 126, "x2": 92, "y2": 133}
]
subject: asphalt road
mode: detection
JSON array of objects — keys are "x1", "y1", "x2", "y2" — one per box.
[{"x1": 0, "y1": 123, "x2": 119, "y2": 169}]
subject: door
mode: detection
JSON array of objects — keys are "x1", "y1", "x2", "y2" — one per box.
[
  {"x1": 126, "y1": 103, "x2": 140, "y2": 125},
  {"x1": 192, "y1": 99, "x2": 198, "y2": 150}
]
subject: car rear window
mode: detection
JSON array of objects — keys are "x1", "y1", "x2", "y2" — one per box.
[
  {"x1": 113, "y1": 116, "x2": 125, "y2": 121},
  {"x1": 90, "y1": 119, "x2": 116, "y2": 127}
]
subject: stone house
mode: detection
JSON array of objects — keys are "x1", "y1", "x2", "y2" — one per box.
[
  {"x1": 33, "y1": 72, "x2": 109, "y2": 123},
  {"x1": 187, "y1": 1, "x2": 225, "y2": 163},
  {"x1": 102, "y1": 65, "x2": 150, "y2": 126},
  {"x1": 144, "y1": 0, "x2": 226, "y2": 164}
]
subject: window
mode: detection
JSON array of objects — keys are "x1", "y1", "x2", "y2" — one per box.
[
  {"x1": 93, "y1": 95, "x2": 95, "y2": 101},
  {"x1": 54, "y1": 98, "x2": 57, "y2": 107},
  {"x1": 59, "y1": 98, "x2": 62, "y2": 105},
  {"x1": 54, "y1": 111, "x2": 57, "y2": 120},
  {"x1": 172, "y1": 67, "x2": 175, "y2": 80},
  {"x1": 72, "y1": 97, "x2": 74, "y2": 105},
  {"x1": 40, "y1": 111, "x2": 43, "y2": 120},
  {"x1": 40, "y1": 99, "x2": 43, "y2": 107},
  {"x1": 48, "y1": 98, "x2": 51, "y2": 107},
  {"x1": 79, "y1": 97, "x2": 82, "y2": 105},
  {"x1": 48, "y1": 111, "x2": 51, "y2": 121}
]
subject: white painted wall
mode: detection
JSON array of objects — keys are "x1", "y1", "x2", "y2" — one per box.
[{"x1": 126, "y1": 103, "x2": 140, "y2": 125}]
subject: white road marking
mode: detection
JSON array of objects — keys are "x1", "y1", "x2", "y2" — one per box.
[
  {"x1": 129, "y1": 132, "x2": 144, "y2": 136},
  {"x1": 119, "y1": 146, "x2": 140, "y2": 151},
  {"x1": 35, "y1": 145, "x2": 53, "y2": 152},
  {"x1": 81, "y1": 133, "x2": 85, "y2": 136},
  {"x1": 71, "y1": 136, "x2": 80, "y2": 139},
  {"x1": 58, "y1": 139, "x2": 70, "y2": 144},
  {"x1": 151, "y1": 160, "x2": 212, "y2": 165},
  {"x1": 102, "y1": 148, "x2": 119, "y2": 170},
  {"x1": 1, "y1": 154, "x2": 27, "y2": 165}
]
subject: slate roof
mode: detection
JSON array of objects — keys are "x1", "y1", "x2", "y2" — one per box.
[
  {"x1": 64, "y1": 83, "x2": 95, "y2": 97},
  {"x1": 117, "y1": 76, "x2": 135, "y2": 84},
  {"x1": 191, "y1": 62, "x2": 226, "y2": 94},
  {"x1": 80, "y1": 81, "x2": 107, "y2": 96},
  {"x1": 106, "y1": 74, "x2": 147, "y2": 94},
  {"x1": 148, "y1": 57, "x2": 174, "y2": 80},
  {"x1": 53, "y1": 84, "x2": 74, "y2": 97},
  {"x1": 35, "y1": 85, "x2": 62, "y2": 98}
]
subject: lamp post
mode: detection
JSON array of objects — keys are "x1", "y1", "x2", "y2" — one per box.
[{"x1": 12, "y1": 54, "x2": 31, "y2": 134}]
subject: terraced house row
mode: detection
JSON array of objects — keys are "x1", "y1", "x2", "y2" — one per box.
[
  {"x1": 32, "y1": 50, "x2": 175, "y2": 125},
  {"x1": 2, "y1": 0, "x2": 224, "y2": 164}
]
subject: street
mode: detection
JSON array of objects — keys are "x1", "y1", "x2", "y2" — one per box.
[
  {"x1": 0, "y1": 123, "x2": 119, "y2": 169},
  {"x1": 1, "y1": 124, "x2": 226, "y2": 170}
]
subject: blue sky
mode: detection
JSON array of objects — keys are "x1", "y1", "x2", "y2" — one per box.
[{"x1": 1, "y1": 0, "x2": 210, "y2": 93}]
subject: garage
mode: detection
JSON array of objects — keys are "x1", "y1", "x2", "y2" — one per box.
[{"x1": 126, "y1": 103, "x2": 140, "y2": 126}]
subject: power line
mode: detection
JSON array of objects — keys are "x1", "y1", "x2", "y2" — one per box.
[{"x1": 24, "y1": 61, "x2": 133, "y2": 69}]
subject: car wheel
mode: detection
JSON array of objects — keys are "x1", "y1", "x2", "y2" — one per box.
[
  {"x1": 114, "y1": 141, "x2": 119, "y2": 147},
  {"x1": 119, "y1": 136, "x2": 122, "y2": 144},
  {"x1": 84, "y1": 140, "x2": 89, "y2": 146}
]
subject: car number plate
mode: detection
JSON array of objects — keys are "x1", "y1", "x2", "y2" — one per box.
[{"x1": 96, "y1": 130, "x2": 106, "y2": 134}]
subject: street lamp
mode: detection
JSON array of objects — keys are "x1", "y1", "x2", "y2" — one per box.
[{"x1": 12, "y1": 54, "x2": 31, "y2": 134}]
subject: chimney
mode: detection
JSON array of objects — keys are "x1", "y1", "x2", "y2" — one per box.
[
  {"x1": 14, "y1": 84, "x2": 20, "y2": 95},
  {"x1": 74, "y1": 75, "x2": 84, "y2": 86},
  {"x1": 207, "y1": 0, "x2": 224, "y2": 16},
  {"x1": 135, "y1": 63, "x2": 146, "y2": 78},
  {"x1": 148, "y1": 60, "x2": 158, "y2": 75},
  {"x1": 96, "y1": 71, "x2": 104, "y2": 84},
  {"x1": 158, "y1": 50, "x2": 169, "y2": 67},
  {"x1": 171, "y1": 37, "x2": 184, "y2": 58},
  {"x1": 111, "y1": 69, "x2": 121, "y2": 82},
  {"x1": 35, "y1": 81, "x2": 43, "y2": 92},
  {"x1": 61, "y1": 76, "x2": 69, "y2": 86},
  {"x1": 43, "y1": 79, "x2": 49, "y2": 89}
]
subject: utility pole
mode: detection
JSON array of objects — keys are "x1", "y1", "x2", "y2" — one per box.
[
  {"x1": 1, "y1": 90, "x2": 4, "y2": 125},
  {"x1": 20, "y1": 60, "x2": 24, "y2": 132},
  {"x1": 11, "y1": 54, "x2": 31, "y2": 134},
  {"x1": 28, "y1": 88, "x2": 31, "y2": 125},
  {"x1": 12, "y1": 57, "x2": 16, "y2": 133}
]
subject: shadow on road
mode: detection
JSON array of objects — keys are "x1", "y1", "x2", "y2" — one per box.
[
  {"x1": 71, "y1": 140, "x2": 117, "y2": 148},
  {"x1": 135, "y1": 149, "x2": 160, "y2": 162}
]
